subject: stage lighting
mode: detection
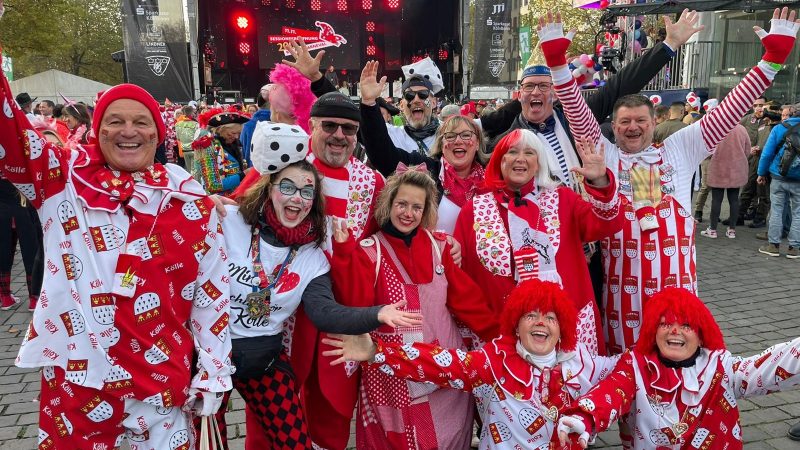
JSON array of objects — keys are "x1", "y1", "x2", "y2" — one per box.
[
  {"x1": 362, "y1": 0, "x2": 372, "y2": 10},
  {"x1": 386, "y1": 0, "x2": 399, "y2": 10},
  {"x1": 235, "y1": 15, "x2": 251, "y2": 31}
]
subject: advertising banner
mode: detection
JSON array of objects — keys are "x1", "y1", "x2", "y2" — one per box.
[
  {"x1": 1, "y1": 52, "x2": 12, "y2": 81},
  {"x1": 519, "y1": 26, "x2": 531, "y2": 69},
  {"x1": 121, "y1": 0, "x2": 193, "y2": 102},
  {"x1": 471, "y1": 0, "x2": 512, "y2": 84}
]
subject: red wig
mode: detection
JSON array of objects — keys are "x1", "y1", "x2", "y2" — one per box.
[
  {"x1": 500, "y1": 279, "x2": 578, "y2": 352},
  {"x1": 635, "y1": 288, "x2": 725, "y2": 354}
]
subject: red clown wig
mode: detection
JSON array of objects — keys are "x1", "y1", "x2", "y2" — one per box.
[
  {"x1": 500, "y1": 280, "x2": 578, "y2": 352},
  {"x1": 635, "y1": 288, "x2": 725, "y2": 354}
]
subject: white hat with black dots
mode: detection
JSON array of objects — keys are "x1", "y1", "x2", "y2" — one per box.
[{"x1": 250, "y1": 121, "x2": 309, "y2": 174}]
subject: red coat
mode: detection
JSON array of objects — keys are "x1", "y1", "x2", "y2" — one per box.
[
  {"x1": 331, "y1": 229, "x2": 499, "y2": 342},
  {"x1": 454, "y1": 179, "x2": 622, "y2": 354}
]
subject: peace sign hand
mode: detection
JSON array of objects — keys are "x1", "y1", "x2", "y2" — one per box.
[{"x1": 572, "y1": 138, "x2": 609, "y2": 187}]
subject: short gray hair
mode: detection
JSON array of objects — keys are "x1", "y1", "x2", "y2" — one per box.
[{"x1": 439, "y1": 104, "x2": 460, "y2": 120}]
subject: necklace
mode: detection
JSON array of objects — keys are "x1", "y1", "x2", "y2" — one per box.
[{"x1": 245, "y1": 228, "x2": 297, "y2": 319}]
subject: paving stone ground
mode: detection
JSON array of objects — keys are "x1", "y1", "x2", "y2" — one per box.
[{"x1": 1, "y1": 201, "x2": 798, "y2": 449}]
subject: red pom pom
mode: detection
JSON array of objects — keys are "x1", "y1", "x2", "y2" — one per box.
[{"x1": 600, "y1": 0, "x2": 609, "y2": 9}]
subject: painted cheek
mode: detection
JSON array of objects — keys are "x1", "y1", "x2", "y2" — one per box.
[{"x1": 148, "y1": 133, "x2": 157, "y2": 142}]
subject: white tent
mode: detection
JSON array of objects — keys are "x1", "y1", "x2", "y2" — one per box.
[{"x1": 8, "y1": 69, "x2": 112, "y2": 105}]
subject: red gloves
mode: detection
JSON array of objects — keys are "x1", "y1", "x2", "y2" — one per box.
[
  {"x1": 537, "y1": 21, "x2": 576, "y2": 68},
  {"x1": 756, "y1": 15, "x2": 800, "y2": 64}
]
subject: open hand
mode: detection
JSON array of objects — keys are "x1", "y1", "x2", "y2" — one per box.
[
  {"x1": 209, "y1": 194, "x2": 237, "y2": 219},
  {"x1": 664, "y1": 9, "x2": 705, "y2": 49},
  {"x1": 359, "y1": 60, "x2": 387, "y2": 105},
  {"x1": 536, "y1": 11, "x2": 576, "y2": 68},
  {"x1": 281, "y1": 38, "x2": 326, "y2": 82},
  {"x1": 754, "y1": 7, "x2": 800, "y2": 65},
  {"x1": 572, "y1": 138, "x2": 608, "y2": 186},
  {"x1": 322, "y1": 333, "x2": 377, "y2": 365},
  {"x1": 377, "y1": 300, "x2": 423, "y2": 327}
]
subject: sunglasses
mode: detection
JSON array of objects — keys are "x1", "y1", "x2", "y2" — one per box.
[
  {"x1": 403, "y1": 89, "x2": 431, "y2": 102},
  {"x1": 275, "y1": 178, "x2": 315, "y2": 200},
  {"x1": 319, "y1": 120, "x2": 359, "y2": 136}
]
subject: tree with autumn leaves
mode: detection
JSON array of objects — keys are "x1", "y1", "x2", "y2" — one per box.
[
  {"x1": 521, "y1": 0, "x2": 603, "y2": 61},
  {"x1": 0, "y1": 0, "x2": 123, "y2": 85}
]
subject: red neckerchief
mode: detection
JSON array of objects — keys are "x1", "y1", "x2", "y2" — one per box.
[
  {"x1": 72, "y1": 144, "x2": 169, "y2": 211},
  {"x1": 262, "y1": 201, "x2": 316, "y2": 246},
  {"x1": 441, "y1": 161, "x2": 485, "y2": 208}
]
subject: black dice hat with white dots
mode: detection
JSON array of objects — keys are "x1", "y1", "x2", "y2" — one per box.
[
  {"x1": 401, "y1": 57, "x2": 444, "y2": 94},
  {"x1": 250, "y1": 121, "x2": 309, "y2": 174}
]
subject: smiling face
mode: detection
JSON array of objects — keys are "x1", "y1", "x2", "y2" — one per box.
[
  {"x1": 753, "y1": 98, "x2": 766, "y2": 118},
  {"x1": 98, "y1": 99, "x2": 158, "y2": 172},
  {"x1": 309, "y1": 117, "x2": 359, "y2": 168},
  {"x1": 519, "y1": 75, "x2": 555, "y2": 124},
  {"x1": 655, "y1": 317, "x2": 702, "y2": 362},
  {"x1": 401, "y1": 86, "x2": 433, "y2": 129},
  {"x1": 612, "y1": 105, "x2": 656, "y2": 154},
  {"x1": 517, "y1": 310, "x2": 561, "y2": 355},
  {"x1": 500, "y1": 144, "x2": 538, "y2": 190},
  {"x1": 441, "y1": 123, "x2": 478, "y2": 174},
  {"x1": 389, "y1": 184, "x2": 426, "y2": 234},
  {"x1": 269, "y1": 166, "x2": 316, "y2": 228}
]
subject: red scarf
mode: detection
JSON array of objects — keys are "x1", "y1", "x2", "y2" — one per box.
[
  {"x1": 262, "y1": 202, "x2": 316, "y2": 246},
  {"x1": 442, "y1": 161, "x2": 485, "y2": 208}
]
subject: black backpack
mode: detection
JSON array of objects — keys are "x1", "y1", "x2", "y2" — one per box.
[{"x1": 778, "y1": 120, "x2": 800, "y2": 177}]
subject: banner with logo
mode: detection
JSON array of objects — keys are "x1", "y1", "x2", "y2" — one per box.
[
  {"x1": 121, "y1": 0, "x2": 192, "y2": 102},
  {"x1": 519, "y1": 26, "x2": 531, "y2": 69},
  {"x1": 471, "y1": 0, "x2": 513, "y2": 85}
]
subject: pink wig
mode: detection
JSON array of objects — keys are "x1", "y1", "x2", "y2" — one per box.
[{"x1": 268, "y1": 63, "x2": 316, "y2": 134}]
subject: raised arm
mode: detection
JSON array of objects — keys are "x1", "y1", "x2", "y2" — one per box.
[
  {"x1": 479, "y1": 100, "x2": 523, "y2": 139},
  {"x1": 358, "y1": 61, "x2": 432, "y2": 177},
  {"x1": 696, "y1": 8, "x2": 798, "y2": 152},
  {"x1": 0, "y1": 53, "x2": 67, "y2": 208},
  {"x1": 536, "y1": 13, "x2": 602, "y2": 146}
]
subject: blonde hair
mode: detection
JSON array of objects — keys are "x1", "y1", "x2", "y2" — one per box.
[
  {"x1": 429, "y1": 115, "x2": 488, "y2": 166},
  {"x1": 374, "y1": 169, "x2": 439, "y2": 230}
]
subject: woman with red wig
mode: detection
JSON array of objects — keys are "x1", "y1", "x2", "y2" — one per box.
[
  {"x1": 453, "y1": 129, "x2": 623, "y2": 356},
  {"x1": 321, "y1": 279, "x2": 621, "y2": 449},
  {"x1": 556, "y1": 287, "x2": 800, "y2": 449}
]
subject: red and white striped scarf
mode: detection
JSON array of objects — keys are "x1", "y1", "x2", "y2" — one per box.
[{"x1": 307, "y1": 154, "x2": 377, "y2": 251}]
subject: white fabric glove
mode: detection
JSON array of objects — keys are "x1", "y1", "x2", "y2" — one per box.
[
  {"x1": 557, "y1": 414, "x2": 591, "y2": 447},
  {"x1": 183, "y1": 390, "x2": 225, "y2": 417}
]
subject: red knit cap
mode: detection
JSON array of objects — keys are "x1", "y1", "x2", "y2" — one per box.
[{"x1": 92, "y1": 84, "x2": 166, "y2": 144}]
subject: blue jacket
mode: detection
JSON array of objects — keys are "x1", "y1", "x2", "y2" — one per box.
[
  {"x1": 758, "y1": 117, "x2": 800, "y2": 181},
  {"x1": 240, "y1": 109, "x2": 271, "y2": 166}
]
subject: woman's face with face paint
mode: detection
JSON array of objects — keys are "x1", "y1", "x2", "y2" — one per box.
[
  {"x1": 269, "y1": 166, "x2": 316, "y2": 228},
  {"x1": 98, "y1": 99, "x2": 159, "y2": 172}
]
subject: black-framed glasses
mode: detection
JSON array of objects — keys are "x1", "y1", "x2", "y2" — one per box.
[
  {"x1": 443, "y1": 131, "x2": 476, "y2": 142},
  {"x1": 275, "y1": 178, "x2": 315, "y2": 200},
  {"x1": 319, "y1": 120, "x2": 359, "y2": 136},
  {"x1": 520, "y1": 82, "x2": 553, "y2": 93},
  {"x1": 403, "y1": 89, "x2": 431, "y2": 102}
]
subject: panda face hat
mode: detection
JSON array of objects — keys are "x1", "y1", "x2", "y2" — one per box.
[
  {"x1": 401, "y1": 57, "x2": 444, "y2": 94},
  {"x1": 250, "y1": 121, "x2": 309, "y2": 174}
]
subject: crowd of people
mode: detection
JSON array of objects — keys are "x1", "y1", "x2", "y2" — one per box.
[{"x1": 1, "y1": 2, "x2": 800, "y2": 449}]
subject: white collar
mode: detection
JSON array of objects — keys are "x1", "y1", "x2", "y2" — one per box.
[
  {"x1": 515, "y1": 341, "x2": 557, "y2": 370},
  {"x1": 618, "y1": 145, "x2": 661, "y2": 170}
]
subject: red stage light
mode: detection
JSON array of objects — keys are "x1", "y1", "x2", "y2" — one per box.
[
  {"x1": 366, "y1": 21, "x2": 375, "y2": 32},
  {"x1": 362, "y1": 0, "x2": 372, "y2": 10},
  {"x1": 235, "y1": 15, "x2": 251, "y2": 31},
  {"x1": 285, "y1": 0, "x2": 296, "y2": 8},
  {"x1": 438, "y1": 49, "x2": 448, "y2": 60},
  {"x1": 386, "y1": 0, "x2": 399, "y2": 9},
  {"x1": 337, "y1": 0, "x2": 348, "y2": 11},
  {"x1": 261, "y1": 0, "x2": 271, "y2": 5},
  {"x1": 367, "y1": 45, "x2": 377, "y2": 56},
  {"x1": 311, "y1": 0, "x2": 321, "y2": 10},
  {"x1": 239, "y1": 42, "x2": 251, "y2": 55}
]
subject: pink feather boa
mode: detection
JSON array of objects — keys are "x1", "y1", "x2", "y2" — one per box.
[{"x1": 268, "y1": 64, "x2": 316, "y2": 134}]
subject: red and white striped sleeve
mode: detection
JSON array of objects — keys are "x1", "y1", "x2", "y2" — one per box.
[
  {"x1": 552, "y1": 67, "x2": 602, "y2": 146},
  {"x1": 699, "y1": 62, "x2": 777, "y2": 151}
]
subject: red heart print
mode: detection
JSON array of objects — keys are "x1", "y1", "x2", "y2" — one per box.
[{"x1": 277, "y1": 271, "x2": 300, "y2": 293}]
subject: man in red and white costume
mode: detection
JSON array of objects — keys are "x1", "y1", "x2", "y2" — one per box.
[
  {"x1": 557, "y1": 287, "x2": 800, "y2": 449},
  {"x1": 536, "y1": 8, "x2": 799, "y2": 354},
  {"x1": 0, "y1": 61, "x2": 233, "y2": 448}
]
